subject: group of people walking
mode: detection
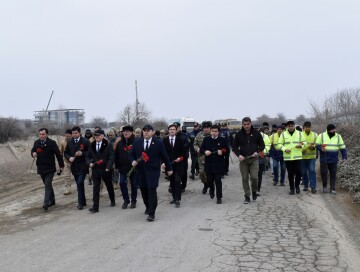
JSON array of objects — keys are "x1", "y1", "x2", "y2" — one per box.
[{"x1": 31, "y1": 117, "x2": 348, "y2": 221}]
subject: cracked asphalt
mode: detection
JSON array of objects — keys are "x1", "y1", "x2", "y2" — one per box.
[{"x1": 1, "y1": 161, "x2": 360, "y2": 272}]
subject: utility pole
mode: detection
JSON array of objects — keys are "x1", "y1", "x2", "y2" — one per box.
[{"x1": 135, "y1": 80, "x2": 139, "y2": 121}]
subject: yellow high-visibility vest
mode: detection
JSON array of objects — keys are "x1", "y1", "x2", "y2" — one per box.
[
  {"x1": 301, "y1": 131, "x2": 318, "y2": 159},
  {"x1": 277, "y1": 129, "x2": 306, "y2": 161}
]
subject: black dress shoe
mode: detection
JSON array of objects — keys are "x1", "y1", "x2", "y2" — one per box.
[
  {"x1": 130, "y1": 203, "x2": 136, "y2": 209},
  {"x1": 89, "y1": 207, "x2": 99, "y2": 213},
  {"x1": 252, "y1": 192, "x2": 257, "y2": 201},
  {"x1": 175, "y1": 201, "x2": 180, "y2": 208},
  {"x1": 170, "y1": 199, "x2": 176, "y2": 204},
  {"x1": 202, "y1": 186, "x2": 208, "y2": 195},
  {"x1": 43, "y1": 204, "x2": 49, "y2": 211},
  {"x1": 216, "y1": 198, "x2": 222, "y2": 204},
  {"x1": 146, "y1": 215, "x2": 155, "y2": 222},
  {"x1": 295, "y1": 188, "x2": 300, "y2": 194},
  {"x1": 289, "y1": 190, "x2": 295, "y2": 195},
  {"x1": 110, "y1": 202, "x2": 116, "y2": 207},
  {"x1": 209, "y1": 192, "x2": 215, "y2": 199},
  {"x1": 122, "y1": 201, "x2": 129, "y2": 209},
  {"x1": 77, "y1": 205, "x2": 83, "y2": 210}
]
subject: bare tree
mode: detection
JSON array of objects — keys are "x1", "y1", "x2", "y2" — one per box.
[
  {"x1": 295, "y1": 114, "x2": 306, "y2": 125},
  {"x1": 117, "y1": 102, "x2": 151, "y2": 126},
  {"x1": 0, "y1": 117, "x2": 23, "y2": 143},
  {"x1": 90, "y1": 116, "x2": 108, "y2": 129}
]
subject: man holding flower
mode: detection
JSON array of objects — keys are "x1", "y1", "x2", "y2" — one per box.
[
  {"x1": 87, "y1": 129, "x2": 116, "y2": 213},
  {"x1": 129, "y1": 124, "x2": 173, "y2": 222}
]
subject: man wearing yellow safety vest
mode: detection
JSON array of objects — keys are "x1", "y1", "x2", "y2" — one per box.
[
  {"x1": 277, "y1": 120, "x2": 306, "y2": 195},
  {"x1": 301, "y1": 121, "x2": 318, "y2": 194},
  {"x1": 269, "y1": 124, "x2": 286, "y2": 186},
  {"x1": 315, "y1": 124, "x2": 347, "y2": 194}
]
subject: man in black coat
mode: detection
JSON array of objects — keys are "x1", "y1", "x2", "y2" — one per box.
[
  {"x1": 201, "y1": 125, "x2": 229, "y2": 204},
  {"x1": 114, "y1": 125, "x2": 137, "y2": 209},
  {"x1": 232, "y1": 117, "x2": 265, "y2": 204},
  {"x1": 129, "y1": 124, "x2": 173, "y2": 222},
  {"x1": 86, "y1": 129, "x2": 115, "y2": 213},
  {"x1": 163, "y1": 124, "x2": 187, "y2": 207},
  {"x1": 64, "y1": 126, "x2": 90, "y2": 210},
  {"x1": 31, "y1": 128, "x2": 64, "y2": 211}
]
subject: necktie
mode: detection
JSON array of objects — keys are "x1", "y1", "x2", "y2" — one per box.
[
  {"x1": 41, "y1": 141, "x2": 44, "y2": 145},
  {"x1": 75, "y1": 139, "x2": 78, "y2": 144},
  {"x1": 170, "y1": 138, "x2": 174, "y2": 148},
  {"x1": 145, "y1": 140, "x2": 149, "y2": 151},
  {"x1": 97, "y1": 143, "x2": 100, "y2": 152}
]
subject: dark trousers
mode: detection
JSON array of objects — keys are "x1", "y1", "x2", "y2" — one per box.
[
  {"x1": 224, "y1": 152, "x2": 230, "y2": 174},
  {"x1": 140, "y1": 187, "x2": 158, "y2": 217},
  {"x1": 40, "y1": 172, "x2": 55, "y2": 205},
  {"x1": 92, "y1": 171, "x2": 115, "y2": 209},
  {"x1": 258, "y1": 163, "x2": 265, "y2": 191},
  {"x1": 73, "y1": 173, "x2": 86, "y2": 206},
  {"x1": 181, "y1": 159, "x2": 188, "y2": 190},
  {"x1": 170, "y1": 172, "x2": 182, "y2": 201},
  {"x1": 206, "y1": 174, "x2": 222, "y2": 199},
  {"x1": 285, "y1": 160, "x2": 302, "y2": 191},
  {"x1": 190, "y1": 153, "x2": 199, "y2": 174},
  {"x1": 320, "y1": 162, "x2": 337, "y2": 191},
  {"x1": 119, "y1": 172, "x2": 137, "y2": 203}
]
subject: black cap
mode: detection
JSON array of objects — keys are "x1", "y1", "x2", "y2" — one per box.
[
  {"x1": 143, "y1": 124, "x2": 154, "y2": 131},
  {"x1": 327, "y1": 124, "x2": 336, "y2": 131},
  {"x1": 303, "y1": 121, "x2": 312, "y2": 127},
  {"x1": 173, "y1": 122, "x2": 181, "y2": 127},
  {"x1": 202, "y1": 121, "x2": 212, "y2": 128},
  {"x1": 286, "y1": 120, "x2": 295, "y2": 126},
  {"x1": 85, "y1": 129, "x2": 92, "y2": 133},
  {"x1": 94, "y1": 129, "x2": 105, "y2": 136},
  {"x1": 277, "y1": 124, "x2": 284, "y2": 129},
  {"x1": 122, "y1": 125, "x2": 134, "y2": 132},
  {"x1": 193, "y1": 122, "x2": 199, "y2": 127}
]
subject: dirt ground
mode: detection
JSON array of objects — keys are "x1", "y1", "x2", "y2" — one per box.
[{"x1": 1, "y1": 138, "x2": 360, "y2": 238}]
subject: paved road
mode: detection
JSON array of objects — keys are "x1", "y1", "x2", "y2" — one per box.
[{"x1": 1, "y1": 162, "x2": 360, "y2": 272}]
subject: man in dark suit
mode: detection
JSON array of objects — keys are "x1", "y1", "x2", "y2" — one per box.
[
  {"x1": 64, "y1": 126, "x2": 90, "y2": 210},
  {"x1": 129, "y1": 124, "x2": 173, "y2": 222},
  {"x1": 163, "y1": 124, "x2": 187, "y2": 207},
  {"x1": 31, "y1": 128, "x2": 64, "y2": 211},
  {"x1": 201, "y1": 125, "x2": 229, "y2": 204},
  {"x1": 86, "y1": 129, "x2": 115, "y2": 213}
]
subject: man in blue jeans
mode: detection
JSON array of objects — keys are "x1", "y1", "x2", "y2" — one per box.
[
  {"x1": 114, "y1": 125, "x2": 137, "y2": 209},
  {"x1": 301, "y1": 121, "x2": 318, "y2": 193},
  {"x1": 270, "y1": 125, "x2": 286, "y2": 186}
]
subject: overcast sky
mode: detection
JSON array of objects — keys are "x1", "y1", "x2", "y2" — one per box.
[{"x1": 1, "y1": 0, "x2": 359, "y2": 123}]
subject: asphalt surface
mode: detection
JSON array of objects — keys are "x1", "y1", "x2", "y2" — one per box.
[{"x1": 1, "y1": 161, "x2": 360, "y2": 272}]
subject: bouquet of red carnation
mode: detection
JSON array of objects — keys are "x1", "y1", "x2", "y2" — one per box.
[
  {"x1": 80, "y1": 144, "x2": 85, "y2": 151},
  {"x1": 127, "y1": 152, "x2": 149, "y2": 179},
  {"x1": 259, "y1": 151, "x2": 265, "y2": 158},
  {"x1": 96, "y1": 159, "x2": 104, "y2": 165},
  {"x1": 123, "y1": 145, "x2": 133, "y2": 152},
  {"x1": 36, "y1": 148, "x2": 43, "y2": 153},
  {"x1": 171, "y1": 156, "x2": 184, "y2": 164}
]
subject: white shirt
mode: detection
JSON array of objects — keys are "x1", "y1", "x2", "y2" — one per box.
[
  {"x1": 144, "y1": 138, "x2": 152, "y2": 150},
  {"x1": 169, "y1": 135, "x2": 176, "y2": 146},
  {"x1": 96, "y1": 141, "x2": 102, "y2": 152}
]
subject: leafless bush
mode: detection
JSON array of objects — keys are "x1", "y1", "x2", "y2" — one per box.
[
  {"x1": 89, "y1": 116, "x2": 108, "y2": 129},
  {"x1": 0, "y1": 117, "x2": 26, "y2": 143},
  {"x1": 117, "y1": 102, "x2": 151, "y2": 126}
]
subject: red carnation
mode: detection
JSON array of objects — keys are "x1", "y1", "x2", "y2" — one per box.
[
  {"x1": 36, "y1": 148, "x2": 43, "y2": 153},
  {"x1": 259, "y1": 151, "x2": 265, "y2": 158},
  {"x1": 179, "y1": 156, "x2": 184, "y2": 161},
  {"x1": 80, "y1": 144, "x2": 85, "y2": 151},
  {"x1": 221, "y1": 148, "x2": 227, "y2": 154},
  {"x1": 96, "y1": 159, "x2": 104, "y2": 165},
  {"x1": 142, "y1": 152, "x2": 150, "y2": 162}
]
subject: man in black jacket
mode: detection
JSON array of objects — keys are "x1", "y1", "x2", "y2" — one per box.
[
  {"x1": 201, "y1": 125, "x2": 229, "y2": 204},
  {"x1": 31, "y1": 128, "x2": 64, "y2": 211},
  {"x1": 163, "y1": 124, "x2": 187, "y2": 207},
  {"x1": 64, "y1": 126, "x2": 90, "y2": 210},
  {"x1": 114, "y1": 125, "x2": 137, "y2": 209},
  {"x1": 232, "y1": 117, "x2": 265, "y2": 204},
  {"x1": 87, "y1": 129, "x2": 116, "y2": 213}
]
